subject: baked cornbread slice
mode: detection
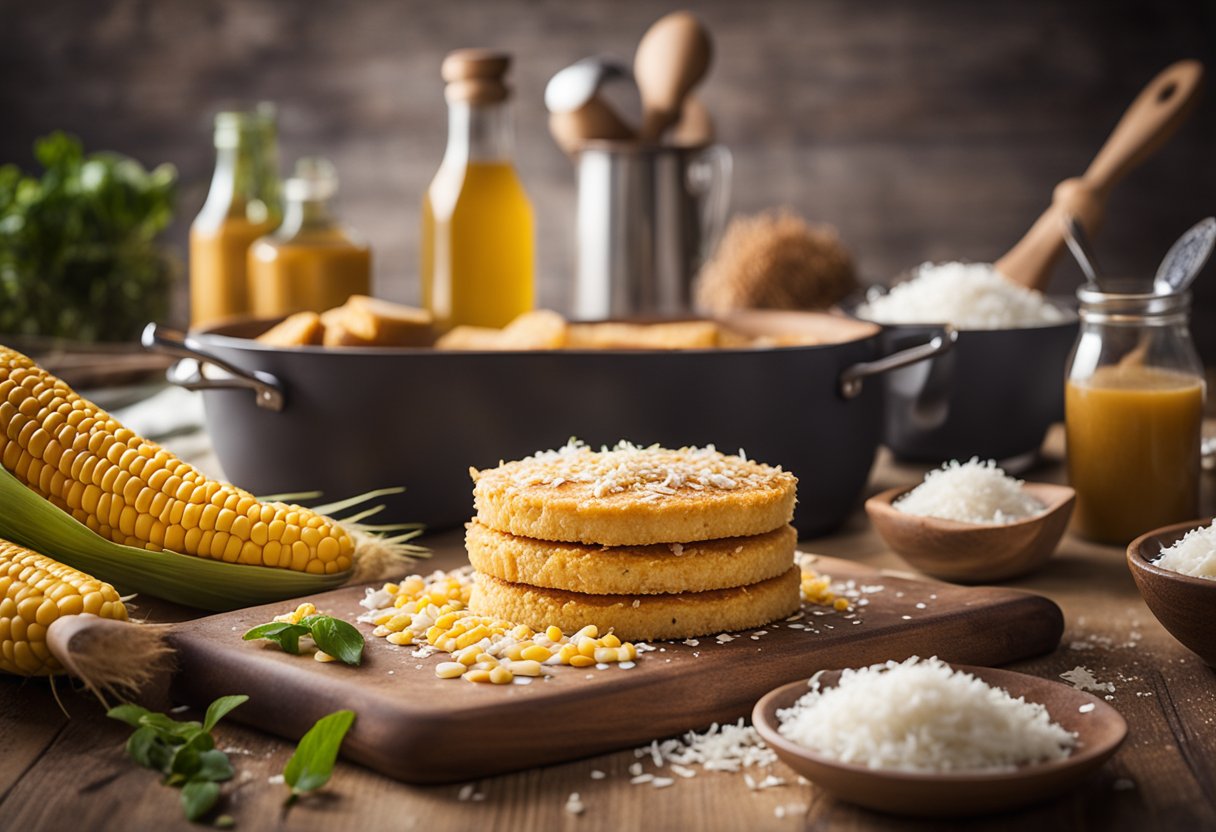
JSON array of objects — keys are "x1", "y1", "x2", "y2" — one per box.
[
  {"x1": 471, "y1": 441, "x2": 797, "y2": 545},
  {"x1": 466, "y1": 521, "x2": 796, "y2": 595},
  {"x1": 469, "y1": 566, "x2": 801, "y2": 641}
]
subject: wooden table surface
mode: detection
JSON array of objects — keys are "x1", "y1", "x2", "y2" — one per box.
[{"x1": 2, "y1": 427, "x2": 1214, "y2": 831}]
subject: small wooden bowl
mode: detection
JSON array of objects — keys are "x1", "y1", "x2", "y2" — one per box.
[
  {"x1": 752, "y1": 665, "x2": 1127, "y2": 818},
  {"x1": 865, "y1": 482, "x2": 1076, "y2": 583},
  {"x1": 1128, "y1": 519, "x2": 1216, "y2": 668}
]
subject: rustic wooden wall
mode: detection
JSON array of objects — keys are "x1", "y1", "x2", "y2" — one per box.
[{"x1": 3, "y1": 0, "x2": 1216, "y2": 353}]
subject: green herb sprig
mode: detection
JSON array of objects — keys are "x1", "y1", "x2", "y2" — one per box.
[
  {"x1": 107, "y1": 695, "x2": 248, "y2": 823},
  {"x1": 244, "y1": 614, "x2": 364, "y2": 666},
  {"x1": 283, "y1": 710, "x2": 357, "y2": 808}
]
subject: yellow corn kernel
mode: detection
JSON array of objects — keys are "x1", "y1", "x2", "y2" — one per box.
[
  {"x1": 435, "y1": 661, "x2": 466, "y2": 679},
  {"x1": 508, "y1": 659, "x2": 542, "y2": 677},
  {"x1": 568, "y1": 654, "x2": 596, "y2": 668},
  {"x1": 594, "y1": 647, "x2": 623, "y2": 664},
  {"x1": 510, "y1": 624, "x2": 533, "y2": 640},
  {"x1": 463, "y1": 669, "x2": 492, "y2": 683},
  {"x1": 573, "y1": 625, "x2": 598, "y2": 640},
  {"x1": 456, "y1": 649, "x2": 479, "y2": 666},
  {"x1": 489, "y1": 666, "x2": 514, "y2": 685},
  {"x1": 545, "y1": 625, "x2": 563, "y2": 643},
  {"x1": 386, "y1": 632, "x2": 414, "y2": 646},
  {"x1": 600, "y1": 633, "x2": 621, "y2": 648},
  {"x1": 314, "y1": 650, "x2": 336, "y2": 663},
  {"x1": 557, "y1": 643, "x2": 579, "y2": 663},
  {"x1": 620, "y1": 642, "x2": 637, "y2": 661},
  {"x1": 833, "y1": 598, "x2": 850, "y2": 611},
  {"x1": 577, "y1": 636, "x2": 598, "y2": 657},
  {"x1": 521, "y1": 645, "x2": 552, "y2": 662}
]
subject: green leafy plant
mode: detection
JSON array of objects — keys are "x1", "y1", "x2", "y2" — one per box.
[
  {"x1": 108, "y1": 694, "x2": 248, "y2": 823},
  {"x1": 283, "y1": 710, "x2": 356, "y2": 807},
  {"x1": 244, "y1": 614, "x2": 365, "y2": 666},
  {"x1": 0, "y1": 131, "x2": 177, "y2": 342}
]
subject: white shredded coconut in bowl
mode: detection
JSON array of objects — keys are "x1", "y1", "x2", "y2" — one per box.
[
  {"x1": 1153, "y1": 521, "x2": 1216, "y2": 579},
  {"x1": 856, "y1": 261, "x2": 1067, "y2": 330},
  {"x1": 894, "y1": 458, "x2": 1045, "y2": 524},
  {"x1": 775, "y1": 657, "x2": 1076, "y2": 772}
]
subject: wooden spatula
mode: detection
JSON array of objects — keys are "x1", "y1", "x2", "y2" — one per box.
[{"x1": 996, "y1": 60, "x2": 1204, "y2": 291}]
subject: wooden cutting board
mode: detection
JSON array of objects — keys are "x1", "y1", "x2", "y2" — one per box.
[{"x1": 167, "y1": 557, "x2": 1063, "y2": 784}]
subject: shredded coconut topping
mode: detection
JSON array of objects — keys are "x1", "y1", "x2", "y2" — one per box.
[
  {"x1": 482, "y1": 439, "x2": 791, "y2": 501},
  {"x1": 894, "y1": 458, "x2": 1045, "y2": 524},
  {"x1": 1153, "y1": 520, "x2": 1216, "y2": 579}
]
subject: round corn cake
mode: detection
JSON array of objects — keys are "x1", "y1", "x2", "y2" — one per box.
[
  {"x1": 468, "y1": 566, "x2": 801, "y2": 642},
  {"x1": 466, "y1": 520, "x2": 796, "y2": 595},
  {"x1": 471, "y1": 441, "x2": 797, "y2": 545}
]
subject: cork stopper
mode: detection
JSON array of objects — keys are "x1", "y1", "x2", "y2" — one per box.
[{"x1": 442, "y1": 48, "x2": 512, "y2": 105}]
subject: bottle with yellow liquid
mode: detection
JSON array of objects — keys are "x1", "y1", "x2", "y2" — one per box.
[
  {"x1": 422, "y1": 49, "x2": 534, "y2": 331},
  {"x1": 1065, "y1": 286, "x2": 1205, "y2": 544},
  {"x1": 190, "y1": 107, "x2": 282, "y2": 327},
  {"x1": 248, "y1": 157, "x2": 371, "y2": 318}
]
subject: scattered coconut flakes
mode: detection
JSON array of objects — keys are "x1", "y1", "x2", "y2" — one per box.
[
  {"x1": 564, "y1": 792, "x2": 585, "y2": 815},
  {"x1": 630, "y1": 774, "x2": 655, "y2": 785},
  {"x1": 637, "y1": 718, "x2": 777, "y2": 772},
  {"x1": 1060, "y1": 666, "x2": 1116, "y2": 694},
  {"x1": 774, "y1": 803, "x2": 809, "y2": 819},
  {"x1": 893, "y1": 458, "x2": 1045, "y2": 524},
  {"x1": 589, "y1": 770, "x2": 606, "y2": 780},
  {"x1": 628, "y1": 762, "x2": 643, "y2": 776},
  {"x1": 267, "y1": 774, "x2": 285, "y2": 785},
  {"x1": 651, "y1": 777, "x2": 675, "y2": 789},
  {"x1": 457, "y1": 784, "x2": 474, "y2": 801},
  {"x1": 669, "y1": 764, "x2": 697, "y2": 779},
  {"x1": 1079, "y1": 703, "x2": 1096, "y2": 714}
]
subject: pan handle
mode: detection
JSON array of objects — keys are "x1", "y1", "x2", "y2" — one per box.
[
  {"x1": 141, "y1": 323, "x2": 285, "y2": 412},
  {"x1": 838, "y1": 325, "x2": 958, "y2": 400}
]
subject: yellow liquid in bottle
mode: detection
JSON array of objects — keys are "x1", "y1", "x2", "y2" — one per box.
[
  {"x1": 190, "y1": 214, "x2": 278, "y2": 327},
  {"x1": 421, "y1": 161, "x2": 534, "y2": 331}
]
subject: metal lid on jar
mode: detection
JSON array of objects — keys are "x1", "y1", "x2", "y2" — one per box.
[{"x1": 442, "y1": 49, "x2": 512, "y2": 105}]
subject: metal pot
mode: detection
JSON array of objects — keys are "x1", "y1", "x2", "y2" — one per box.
[
  {"x1": 868, "y1": 307, "x2": 1079, "y2": 466},
  {"x1": 143, "y1": 314, "x2": 953, "y2": 537}
]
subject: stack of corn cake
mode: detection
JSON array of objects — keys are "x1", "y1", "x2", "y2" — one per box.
[{"x1": 467, "y1": 441, "x2": 801, "y2": 641}]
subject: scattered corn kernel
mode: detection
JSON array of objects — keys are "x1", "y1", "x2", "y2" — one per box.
[
  {"x1": 314, "y1": 650, "x2": 335, "y2": 663},
  {"x1": 435, "y1": 661, "x2": 466, "y2": 679},
  {"x1": 569, "y1": 654, "x2": 596, "y2": 668},
  {"x1": 489, "y1": 666, "x2": 514, "y2": 685},
  {"x1": 509, "y1": 660, "x2": 542, "y2": 677},
  {"x1": 463, "y1": 669, "x2": 492, "y2": 683}
]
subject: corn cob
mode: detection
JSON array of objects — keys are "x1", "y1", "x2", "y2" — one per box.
[
  {"x1": 0, "y1": 538, "x2": 128, "y2": 675},
  {"x1": 0, "y1": 346, "x2": 354, "y2": 575}
]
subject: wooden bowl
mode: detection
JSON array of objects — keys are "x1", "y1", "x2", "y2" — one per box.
[
  {"x1": 865, "y1": 482, "x2": 1075, "y2": 583},
  {"x1": 1128, "y1": 519, "x2": 1216, "y2": 668},
  {"x1": 752, "y1": 664, "x2": 1127, "y2": 818}
]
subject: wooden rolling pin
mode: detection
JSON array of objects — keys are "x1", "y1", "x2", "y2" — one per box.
[{"x1": 997, "y1": 60, "x2": 1204, "y2": 291}]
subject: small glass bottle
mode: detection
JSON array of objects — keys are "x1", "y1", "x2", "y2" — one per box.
[
  {"x1": 189, "y1": 107, "x2": 282, "y2": 327},
  {"x1": 421, "y1": 49, "x2": 535, "y2": 331},
  {"x1": 248, "y1": 158, "x2": 371, "y2": 318},
  {"x1": 1065, "y1": 286, "x2": 1205, "y2": 544}
]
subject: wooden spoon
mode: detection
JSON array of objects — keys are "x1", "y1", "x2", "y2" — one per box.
[
  {"x1": 634, "y1": 11, "x2": 713, "y2": 142},
  {"x1": 669, "y1": 94, "x2": 715, "y2": 147},
  {"x1": 548, "y1": 96, "x2": 636, "y2": 156},
  {"x1": 996, "y1": 60, "x2": 1204, "y2": 291}
]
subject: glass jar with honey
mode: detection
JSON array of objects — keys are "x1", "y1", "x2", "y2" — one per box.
[
  {"x1": 248, "y1": 157, "x2": 371, "y2": 318},
  {"x1": 1065, "y1": 286, "x2": 1205, "y2": 544},
  {"x1": 421, "y1": 49, "x2": 535, "y2": 331}
]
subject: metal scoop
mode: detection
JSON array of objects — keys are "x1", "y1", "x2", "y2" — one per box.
[
  {"x1": 1062, "y1": 214, "x2": 1105, "y2": 290},
  {"x1": 1153, "y1": 216, "x2": 1216, "y2": 295}
]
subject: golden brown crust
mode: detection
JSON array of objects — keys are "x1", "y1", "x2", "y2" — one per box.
[
  {"x1": 466, "y1": 521, "x2": 796, "y2": 595},
  {"x1": 256, "y1": 312, "x2": 324, "y2": 347},
  {"x1": 469, "y1": 566, "x2": 801, "y2": 642},
  {"x1": 472, "y1": 442, "x2": 797, "y2": 545}
]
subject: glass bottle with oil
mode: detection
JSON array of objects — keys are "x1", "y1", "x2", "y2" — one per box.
[
  {"x1": 248, "y1": 157, "x2": 371, "y2": 318},
  {"x1": 422, "y1": 49, "x2": 534, "y2": 331},
  {"x1": 190, "y1": 106, "x2": 282, "y2": 327}
]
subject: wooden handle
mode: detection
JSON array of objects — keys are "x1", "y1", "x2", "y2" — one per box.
[
  {"x1": 670, "y1": 94, "x2": 715, "y2": 147},
  {"x1": 1084, "y1": 60, "x2": 1204, "y2": 195},
  {"x1": 634, "y1": 11, "x2": 712, "y2": 142},
  {"x1": 47, "y1": 613, "x2": 173, "y2": 699},
  {"x1": 548, "y1": 95, "x2": 637, "y2": 156},
  {"x1": 997, "y1": 61, "x2": 1204, "y2": 290}
]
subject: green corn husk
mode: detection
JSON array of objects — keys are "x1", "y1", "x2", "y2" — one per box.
[{"x1": 0, "y1": 463, "x2": 425, "y2": 611}]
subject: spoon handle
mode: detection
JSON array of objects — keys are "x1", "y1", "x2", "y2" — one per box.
[
  {"x1": 996, "y1": 61, "x2": 1204, "y2": 291},
  {"x1": 1084, "y1": 60, "x2": 1204, "y2": 194}
]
